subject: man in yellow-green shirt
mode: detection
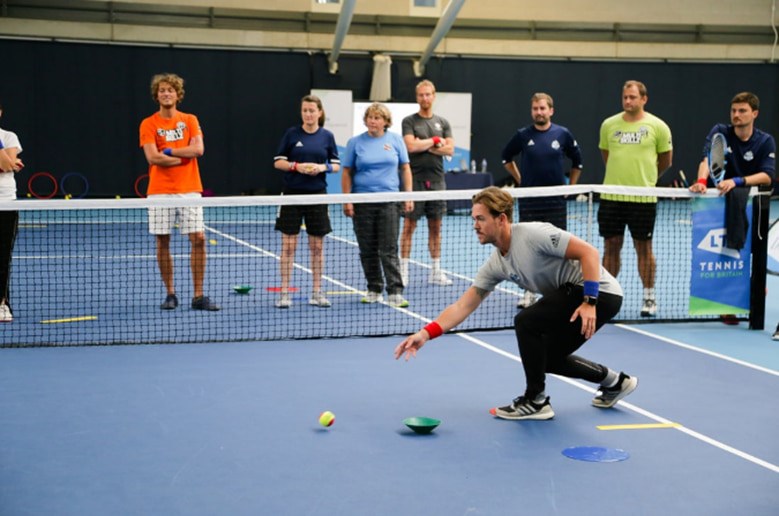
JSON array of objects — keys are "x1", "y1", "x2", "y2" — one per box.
[{"x1": 598, "y1": 80, "x2": 672, "y2": 317}]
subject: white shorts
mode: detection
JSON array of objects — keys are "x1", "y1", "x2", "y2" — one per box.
[{"x1": 148, "y1": 193, "x2": 205, "y2": 235}]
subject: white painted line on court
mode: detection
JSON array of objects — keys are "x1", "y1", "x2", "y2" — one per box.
[
  {"x1": 447, "y1": 329, "x2": 779, "y2": 475},
  {"x1": 615, "y1": 323, "x2": 779, "y2": 377},
  {"x1": 210, "y1": 220, "x2": 779, "y2": 473},
  {"x1": 327, "y1": 233, "x2": 521, "y2": 297}
]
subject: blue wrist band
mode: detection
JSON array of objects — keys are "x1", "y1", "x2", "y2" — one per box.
[
  {"x1": 732, "y1": 176, "x2": 745, "y2": 187},
  {"x1": 0, "y1": 140, "x2": 4, "y2": 150},
  {"x1": 326, "y1": 163, "x2": 333, "y2": 173},
  {"x1": 162, "y1": 148, "x2": 173, "y2": 156},
  {"x1": 583, "y1": 280, "x2": 599, "y2": 298}
]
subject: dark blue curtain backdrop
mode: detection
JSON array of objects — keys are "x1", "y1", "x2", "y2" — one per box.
[{"x1": 1, "y1": 39, "x2": 776, "y2": 196}]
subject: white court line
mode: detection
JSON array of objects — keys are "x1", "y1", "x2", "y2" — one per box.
[
  {"x1": 615, "y1": 323, "x2": 779, "y2": 377},
  {"x1": 16, "y1": 253, "x2": 264, "y2": 260},
  {"x1": 328, "y1": 233, "x2": 522, "y2": 297},
  {"x1": 206, "y1": 226, "x2": 367, "y2": 297},
  {"x1": 442, "y1": 328, "x2": 779, "y2": 474},
  {"x1": 208, "y1": 225, "x2": 779, "y2": 473}
]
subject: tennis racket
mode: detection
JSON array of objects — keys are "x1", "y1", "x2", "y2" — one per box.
[
  {"x1": 679, "y1": 170, "x2": 689, "y2": 188},
  {"x1": 708, "y1": 132, "x2": 728, "y2": 186}
]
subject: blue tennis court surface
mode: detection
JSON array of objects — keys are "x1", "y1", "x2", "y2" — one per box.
[
  {"x1": 1, "y1": 315, "x2": 777, "y2": 515},
  {"x1": 1, "y1": 197, "x2": 776, "y2": 514}
]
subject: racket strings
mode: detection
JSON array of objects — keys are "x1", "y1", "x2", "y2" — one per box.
[{"x1": 709, "y1": 134, "x2": 727, "y2": 184}]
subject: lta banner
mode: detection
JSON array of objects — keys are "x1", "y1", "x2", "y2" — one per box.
[{"x1": 689, "y1": 196, "x2": 752, "y2": 315}]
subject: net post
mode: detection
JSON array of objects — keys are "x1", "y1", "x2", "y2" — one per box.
[
  {"x1": 586, "y1": 191, "x2": 593, "y2": 243},
  {"x1": 748, "y1": 191, "x2": 770, "y2": 330}
]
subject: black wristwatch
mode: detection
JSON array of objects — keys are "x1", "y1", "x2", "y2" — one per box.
[{"x1": 583, "y1": 296, "x2": 598, "y2": 306}]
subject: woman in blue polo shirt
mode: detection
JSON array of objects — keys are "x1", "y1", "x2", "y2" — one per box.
[{"x1": 341, "y1": 103, "x2": 413, "y2": 308}]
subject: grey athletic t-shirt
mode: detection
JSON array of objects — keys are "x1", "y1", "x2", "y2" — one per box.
[
  {"x1": 473, "y1": 223, "x2": 623, "y2": 297},
  {"x1": 401, "y1": 113, "x2": 452, "y2": 182}
]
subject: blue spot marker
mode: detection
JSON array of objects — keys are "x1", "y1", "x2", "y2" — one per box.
[{"x1": 562, "y1": 446, "x2": 629, "y2": 463}]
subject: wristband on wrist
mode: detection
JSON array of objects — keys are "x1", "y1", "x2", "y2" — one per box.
[
  {"x1": 733, "y1": 176, "x2": 745, "y2": 187},
  {"x1": 696, "y1": 178, "x2": 707, "y2": 186},
  {"x1": 423, "y1": 321, "x2": 443, "y2": 339},
  {"x1": 325, "y1": 163, "x2": 333, "y2": 173},
  {"x1": 162, "y1": 148, "x2": 173, "y2": 156},
  {"x1": 290, "y1": 162, "x2": 298, "y2": 171},
  {"x1": 583, "y1": 280, "x2": 599, "y2": 298},
  {"x1": 431, "y1": 136, "x2": 441, "y2": 145},
  {"x1": 0, "y1": 140, "x2": 4, "y2": 150}
]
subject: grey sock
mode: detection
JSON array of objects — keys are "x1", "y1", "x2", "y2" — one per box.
[{"x1": 601, "y1": 369, "x2": 620, "y2": 388}]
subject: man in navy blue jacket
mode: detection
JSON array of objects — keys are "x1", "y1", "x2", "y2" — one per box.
[
  {"x1": 501, "y1": 92, "x2": 583, "y2": 308},
  {"x1": 690, "y1": 91, "x2": 775, "y2": 195}
]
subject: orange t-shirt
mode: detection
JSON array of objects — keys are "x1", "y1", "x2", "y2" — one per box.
[{"x1": 139, "y1": 111, "x2": 204, "y2": 195}]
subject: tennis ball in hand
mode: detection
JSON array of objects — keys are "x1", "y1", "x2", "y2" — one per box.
[{"x1": 319, "y1": 411, "x2": 335, "y2": 427}]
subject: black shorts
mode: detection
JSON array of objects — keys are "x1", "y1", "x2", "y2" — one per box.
[
  {"x1": 405, "y1": 177, "x2": 447, "y2": 221},
  {"x1": 597, "y1": 199, "x2": 657, "y2": 240},
  {"x1": 274, "y1": 190, "x2": 332, "y2": 237}
]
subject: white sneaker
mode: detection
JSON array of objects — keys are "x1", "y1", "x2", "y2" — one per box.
[
  {"x1": 592, "y1": 373, "x2": 638, "y2": 408},
  {"x1": 361, "y1": 292, "x2": 383, "y2": 304},
  {"x1": 0, "y1": 302, "x2": 12, "y2": 322},
  {"x1": 387, "y1": 294, "x2": 409, "y2": 308},
  {"x1": 275, "y1": 293, "x2": 292, "y2": 309},
  {"x1": 428, "y1": 271, "x2": 453, "y2": 286},
  {"x1": 517, "y1": 291, "x2": 538, "y2": 309},
  {"x1": 400, "y1": 261, "x2": 409, "y2": 287},
  {"x1": 640, "y1": 298, "x2": 657, "y2": 317},
  {"x1": 308, "y1": 292, "x2": 331, "y2": 308}
]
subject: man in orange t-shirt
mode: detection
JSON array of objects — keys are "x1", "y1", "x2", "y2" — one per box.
[{"x1": 139, "y1": 73, "x2": 219, "y2": 311}]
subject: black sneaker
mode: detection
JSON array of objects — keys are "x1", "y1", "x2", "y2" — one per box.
[
  {"x1": 592, "y1": 373, "x2": 638, "y2": 408},
  {"x1": 490, "y1": 396, "x2": 554, "y2": 420},
  {"x1": 192, "y1": 295, "x2": 220, "y2": 311},
  {"x1": 160, "y1": 294, "x2": 179, "y2": 310}
]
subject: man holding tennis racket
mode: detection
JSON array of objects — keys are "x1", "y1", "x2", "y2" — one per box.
[
  {"x1": 140, "y1": 73, "x2": 220, "y2": 312},
  {"x1": 395, "y1": 186, "x2": 637, "y2": 420},
  {"x1": 599, "y1": 80, "x2": 673, "y2": 318},
  {"x1": 689, "y1": 92, "x2": 775, "y2": 195}
]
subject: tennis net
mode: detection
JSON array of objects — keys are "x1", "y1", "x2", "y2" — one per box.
[{"x1": 0, "y1": 185, "x2": 768, "y2": 347}]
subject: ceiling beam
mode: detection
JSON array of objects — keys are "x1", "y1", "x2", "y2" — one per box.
[
  {"x1": 413, "y1": 0, "x2": 466, "y2": 77},
  {"x1": 327, "y1": 0, "x2": 356, "y2": 74}
]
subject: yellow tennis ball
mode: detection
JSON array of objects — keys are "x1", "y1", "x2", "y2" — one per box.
[
  {"x1": 209, "y1": 239, "x2": 217, "y2": 245},
  {"x1": 26, "y1": 193, "x2": 31, "y2": 198},
  {"x1": 115, "y1": 195, "x2": 121, "y2": 199},
  {"x1": 319, "y1": 411, "x2": 335, "y2": 427}
]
